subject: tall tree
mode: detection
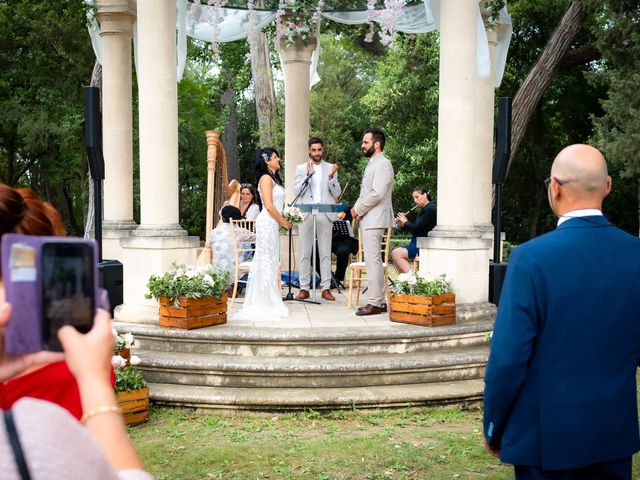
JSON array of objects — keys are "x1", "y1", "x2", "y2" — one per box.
[
  {"x1": 587, "y1": 0, "x2": 640, "y2": 235},
  {"x1": 508, "y1": 0, "x2": 588, "y2": 173},
  {"x1": 0, "y1": 0, "x2": 95, "y2": 234}
]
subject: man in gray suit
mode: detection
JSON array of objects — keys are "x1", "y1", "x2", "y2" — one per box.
[
  {"x1": 294, "y1": 137, "x2": 341, "y2": 301},
  {"x1": 351, "y1": 128, "x2": 394, "y2": 316}
]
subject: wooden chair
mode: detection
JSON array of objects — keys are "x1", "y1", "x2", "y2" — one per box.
[
  {"x1": 229, "y1": 219, "x2": 256, "y2": 306},
  {"x1": 347, "y1": 227, "x2": 392, "y2": 309}
]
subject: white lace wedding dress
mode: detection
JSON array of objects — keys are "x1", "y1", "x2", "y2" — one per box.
[{"x1": 233, "y1": 178, "x2": 288, "y2": 322}]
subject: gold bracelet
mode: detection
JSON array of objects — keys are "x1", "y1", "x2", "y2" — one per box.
[{"x1": 81, "y1": 405, "x2": 121, "y2": 424}]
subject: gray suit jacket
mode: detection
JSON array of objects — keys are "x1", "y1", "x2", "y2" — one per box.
[
  {"x1": 294, "y1": 160, "x2": 342, "y2": 221},
  {"x1": 354, "y1": 152, "x2": 394, "y2": 229}
]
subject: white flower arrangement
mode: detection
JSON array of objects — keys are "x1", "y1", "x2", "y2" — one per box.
[
  {"x1": 145, "y1": 262, "x2": 232, "y2": 305},
  {"x1": 390, "y1": 272, "x2": 453, "y2": 297},
  {"x1": 281, "y1": 206, "x2": 304, "y2": 234},
  {"x1": 111, "y1": 332, "x2": 147, "y2": 393},
  {"x1": 113, "y1": 328, "x2": 135, "y2": 354}
]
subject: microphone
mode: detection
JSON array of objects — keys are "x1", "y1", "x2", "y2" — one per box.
[{"x1": 303, "y1": 169, "x2": 315, "y2": 184}]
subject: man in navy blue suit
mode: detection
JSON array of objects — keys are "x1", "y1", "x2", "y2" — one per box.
[{"x1": 483, "y1": 144, "x2": 640, "y2": 479}]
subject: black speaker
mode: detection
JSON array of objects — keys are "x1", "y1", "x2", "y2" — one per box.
[
  {"x1": 489, "y1": 261, "x2": 508, "y2": 306},
  {"x1": 492, "y1": 97, "x2": 512, "y2": 185},
  {"x1": 84, "y1": 86, "x2": 105, "y2": 180},
  {"x1": 99, "y1": 260, "x2": 123, "y2": 316}
]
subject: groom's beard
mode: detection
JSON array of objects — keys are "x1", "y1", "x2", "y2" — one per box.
[{"x1": 363, "y1": 146, "x2": 375, "y2": 157}]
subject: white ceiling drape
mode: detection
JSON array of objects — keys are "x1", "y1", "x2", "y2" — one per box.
[{"x1": 87, "y1": 0, "x2": 512, "y2": 87}]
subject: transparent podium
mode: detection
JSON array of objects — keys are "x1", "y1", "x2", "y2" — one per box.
[{"x1": 297, "y1": 203, "x2": 343, "y2": 302}]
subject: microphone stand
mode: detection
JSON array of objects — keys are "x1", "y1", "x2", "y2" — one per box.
[{"x1": 283, "y1": 173, "x2": 320, "y2": 304}]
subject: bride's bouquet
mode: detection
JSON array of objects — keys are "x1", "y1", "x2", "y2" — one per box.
[{"x1": 281, "y1": 206, "x2": 304, "y2": 234}]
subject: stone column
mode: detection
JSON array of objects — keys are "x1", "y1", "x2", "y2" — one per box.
[
  {"x1": 280, "y1": 38, "x2": 316, "y2": 203},
  {"x1": 117, "y1": 0, "x2": 198, "y2": 322},
  {"x1": 96, "y1": 0, "x2": 137, "y2": 261},
  {"x1": 419, "y1": 0, "x2": 493, "y2": 315},
  {"x1": 473, "y1": 10, "x2": 499, "y2": 258}
]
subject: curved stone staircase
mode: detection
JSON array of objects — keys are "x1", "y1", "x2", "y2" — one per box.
[{"x1": 115, "y1": 316, "x2": 493, "y2": 411}]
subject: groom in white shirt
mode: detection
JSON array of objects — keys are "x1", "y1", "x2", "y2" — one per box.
[{"x1": 294, "y1": 137, "x2": 341, "y2": 301}]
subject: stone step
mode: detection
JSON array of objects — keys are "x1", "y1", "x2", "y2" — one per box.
[
  {"x1": 115, "y1": 320, "x2": 492, "y2": 357},
  {"x1": 135, "y1": 345, "x2": 488, "y2": 388},
  {"x1": 148, "y1": 378, "x2": 485, "y2": 410}
]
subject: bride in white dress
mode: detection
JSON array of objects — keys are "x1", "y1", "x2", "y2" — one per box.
[{"x1": 233, "y1": 148, "x2": 292, "y2": 322}]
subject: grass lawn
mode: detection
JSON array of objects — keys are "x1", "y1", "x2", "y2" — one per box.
[
  {"x1": 130, "y1": 405, "x2": 510, "y2": 479},
  {"x1": 131, "y1": 392, "x2": 640, "y2": 479}
]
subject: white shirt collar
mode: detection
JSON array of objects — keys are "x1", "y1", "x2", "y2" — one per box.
[{"x1": 557, "y1": 209, "x2": 603, "y2": 226}]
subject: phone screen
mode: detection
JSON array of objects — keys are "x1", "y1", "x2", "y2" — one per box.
[{"x1": 41, "y1": 242, "x2": 95, "y2": 351}]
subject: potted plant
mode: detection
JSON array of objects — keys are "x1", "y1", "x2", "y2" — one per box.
[
  {"x1": 113, "y1": 328, "x2": 135, "y2": 363},
  {"x1": 146, "y1": 262, "x2": 232, "y2": 329},
  {"x1": 388, "y1": 273, "x2": 456, "y2": 327},
  {"x1": 112, "y1": 349, "x2": 149, "y2": 426}
]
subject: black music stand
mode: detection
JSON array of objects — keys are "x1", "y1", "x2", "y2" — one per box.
[
  {"x1": 283, "y1": 180, "x2": 318, "y2": 304},
  {"x1": 297, "y1": 203, "x2": 343, "y2": 302}
]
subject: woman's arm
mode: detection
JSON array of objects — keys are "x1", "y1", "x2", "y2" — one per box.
[
  {"x1": 259, "y1": 176, "x2": 291, "y2": 229},
  {"x1": 58, "y1": 310, "x2": 145, "y2": 472}
]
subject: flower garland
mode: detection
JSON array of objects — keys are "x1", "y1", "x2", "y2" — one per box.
[
  {"x1": 210, "y1": 0, "x2": 229, "y2": 61},
  {"x1": 246, "y1": 0, "x2": 258, "y2": 61},
  {"x1": 378, "y1": 0, "x2": 406, "y2": 47},
  {"x1": 276, "y1": 0, "x2": 324, "y2": 47}
]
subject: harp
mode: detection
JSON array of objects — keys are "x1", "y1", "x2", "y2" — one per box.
[{"x1": 197, "y1": 130, "x2": 241, "y2": 265}]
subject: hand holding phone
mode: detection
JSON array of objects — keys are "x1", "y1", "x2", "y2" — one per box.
[{"x1": 1, "y1": 234, "x2": 98, "y2": 355}]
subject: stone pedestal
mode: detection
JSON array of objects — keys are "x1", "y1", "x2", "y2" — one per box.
[
  {"x1": 418, "y1": 229, "x2": 491, "y2": 305},
  {"x1": 115, "y1": 235, "x2": 199, "y2": 323},
  {"x1": 280, "y1": 38, "x2": 317, "y2": 203},
  {"x1": 102, "y1": 220, "x2": 138, "y2": 261}
]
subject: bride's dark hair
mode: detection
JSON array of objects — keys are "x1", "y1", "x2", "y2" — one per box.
[{"x1": 254, "y1": 147, "x2": 283, "y2": 187}]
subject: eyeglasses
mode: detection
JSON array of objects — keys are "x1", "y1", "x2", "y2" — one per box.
[{"x1": 544, "y1": 177, "x2": 568, "y2": 188}]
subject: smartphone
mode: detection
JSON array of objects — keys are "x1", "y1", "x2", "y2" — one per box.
[
  {"x1": 1, "y1": 234, "x2": 98, "y2": 355},
  {"x1": 41, "y1": 241, "x2": 95, "y2": 351}
]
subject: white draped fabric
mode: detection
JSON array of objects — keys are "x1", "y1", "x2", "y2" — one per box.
[{"x1": 87, "y1": 0, "x2": 512, "y2": 87}]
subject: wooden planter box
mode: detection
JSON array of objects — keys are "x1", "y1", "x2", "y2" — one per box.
[
  {"x1": 117, "y1": 386, "x2": 149, "y2": 426},
  {"x1": 389, "y1": 293, "x2": 456, "y2": 327},
  {"x1": 159, "y1": 295, "x2": 228, "y2": 330}
]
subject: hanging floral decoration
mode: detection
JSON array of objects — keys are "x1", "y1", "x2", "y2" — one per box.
[
  {"x1": 276, "y1": 0, "x2": 324, "y2": 47},
  {"x1": 209, "y1": 0, "x2": 229, "y2": 60},
  {"x1": 246, "y1": 0, "x2": 258, "y2": 60},
  {"x1": 364, "y1": 0, "x2": 407, "y2": 47},
  {"x1": 377, "y1": 0, "x2": 407, "y2": 47}
]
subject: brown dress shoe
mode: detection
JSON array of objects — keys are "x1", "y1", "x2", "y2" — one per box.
[
  {"x1": 296, "y1": 290, "x2": 310, "y2": 300},
  {"x1": 321, "y1": 289, "x2": 335, "y2": 301},
  {"x1": 355, "y1": 304, "x2": 383, "y2": 316},
  {"x1": 357, "y1": 303, "x2": 387, "y2": 313}
]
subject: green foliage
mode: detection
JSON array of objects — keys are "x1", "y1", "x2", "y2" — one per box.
[
  {"x1": 588, "y1": 0, "x2": 640, "y2": 234},
  {"x1": 114, "y1": 365, "x2": 147, "y2": 393},
  {"x1": 389, "y1": 272, "x2": 453, "y2": 296},
  {"x1": 145, "y1": 262, "x2": 232, "y2": 304},
  {"x1": 310, "y1": 35, "x2": 377, "y2": 204},
  {"x1": 0, "y1": 0, "x2": 94, "y2": 234},
  {"x1": 360, "y1": 33, "x2": 439, "y2": 214}
]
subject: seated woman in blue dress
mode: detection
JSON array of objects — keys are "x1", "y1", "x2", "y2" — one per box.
[{"x1": 391, "y1": 188, "x2": 437, "y2": 274}]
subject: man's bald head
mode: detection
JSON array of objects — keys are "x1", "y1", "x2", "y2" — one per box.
[{"x1": 547, "y1": 144, "x2": 611, "y2": 215}]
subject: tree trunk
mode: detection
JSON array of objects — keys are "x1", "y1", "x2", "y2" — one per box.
[
  {"x1": 508, "y1": 0, "x2": 587, "y2": 175},
  {"x1": 84, "y1": 60, "x2": 102, "y2": 239},
  {"x1": 249, "y1": 0, "x2": 277, "y2": 147}
]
